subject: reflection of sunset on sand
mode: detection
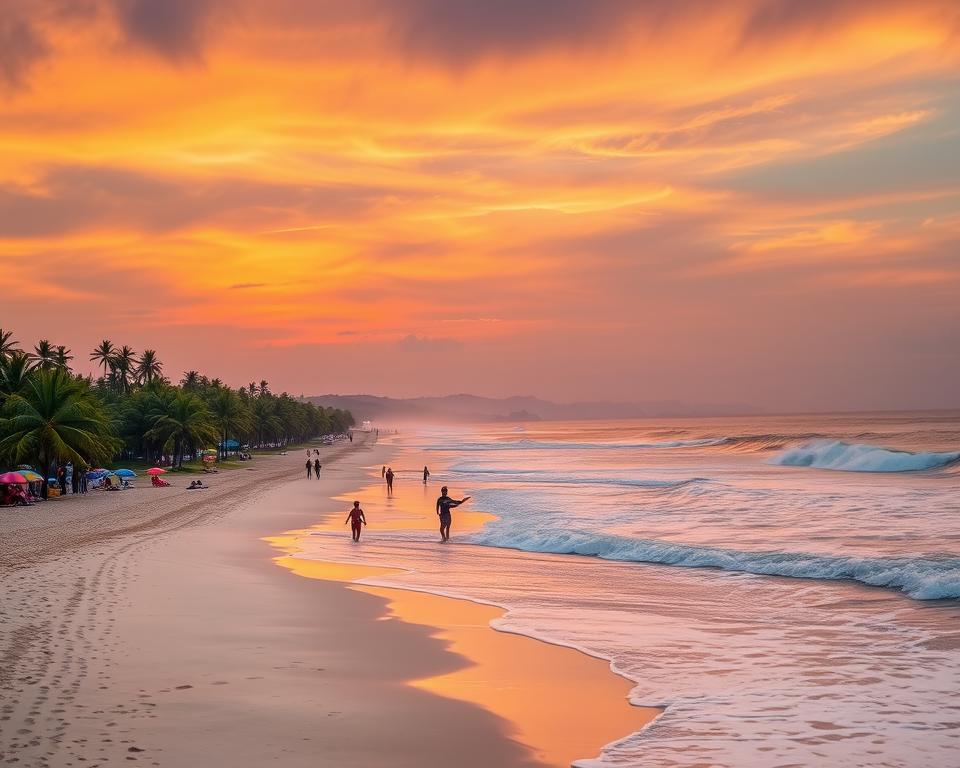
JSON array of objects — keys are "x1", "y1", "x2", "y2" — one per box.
[{"x1": 271, "y1": 544, "x2": 660, "y2": 768}]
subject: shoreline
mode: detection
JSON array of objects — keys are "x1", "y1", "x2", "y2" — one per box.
[
  {"x1": 0, "y1": 433, "x2": 657, "y2": 767},
  {"x1": 270, "y1": 439, "x2": 661, "y2": 766}
]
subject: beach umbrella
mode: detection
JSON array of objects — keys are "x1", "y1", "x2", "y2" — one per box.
[
  {"x1": 20, "y1": 470, "x2": 42, "y2": 482},
  {"x1": 87, "y1": 469, "x2": 108, "y2": 478},
  {"x1": 146, "y1": 467, "x2": 166, "y2": 476},
  {"x1": 0, "y1": 472, "x2": 28, "y2": 484},
  {"x1": 114, "y1": 469, "x2": 137, "y2": 478}
]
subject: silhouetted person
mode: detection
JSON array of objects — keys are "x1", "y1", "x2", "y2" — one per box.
[
  {"x1": 381, "y1": 465, "x2": 386, "y2": 478},
  {"x1": 423, "y1": 466, "x2": 430, "y2": 484},
  {"x1": 436, "y1": 486, "x2": 470, "y2": 543},
  {"x1": 344, "y1": 501, "x2": 366, "y2": 542},
  {"x1": 385, "y1": 467, "x2": 394, "y2": 495},
  {"x1": 305, "y1": 458, "x2": 313, "y2": 479},
  {"x1": 314, "y1": 458, "x2": 321, "y2": 478}
]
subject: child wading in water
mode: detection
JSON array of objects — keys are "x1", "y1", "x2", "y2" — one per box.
[{"x1": 344, "y1": 501, "x2": 366, "y2": 542}]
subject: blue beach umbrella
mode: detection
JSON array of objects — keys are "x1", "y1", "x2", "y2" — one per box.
[{"x1": 115, "y1": 469, "x2": 137, "y2": 478}]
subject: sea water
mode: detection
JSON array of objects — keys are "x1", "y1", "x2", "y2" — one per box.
[{"x1": 297, "y1": 413, "x2": 960, "y2": 767}]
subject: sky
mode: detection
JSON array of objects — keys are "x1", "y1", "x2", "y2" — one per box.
[{"x1": 1, "y1": 0, "x2": 958, "y2": 412}]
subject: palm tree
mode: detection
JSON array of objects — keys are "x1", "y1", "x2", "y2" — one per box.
[
  {"x1": 146, "y1": 392, "x2": 218, "y2": 468},
  {"x1": 181, "y1": 370, "x2": 201, "y2": 391},
  {"x1": 0, "y1": 351, "x2": 32, "y2": 407},
  {"x1": 110, "y1": 345, "x2": 137, "y2": 393},
  {"x1": 54, "y1": 345, "x2": 73, "y2": 371},
  {"x1": 90, "y1": 339, "x2": 114, "y2": 378},
  {"x1": 0, "y1": 368, "x2": 118, "y2": 498},
  {"x1": 248, "y1": 382, "x2": 258, "y2": 397},
  {"x1": 210, "y1": 389, "x2": 252, "y2": 459},
  {"x1": 136, "y1": 349, "x2": 163, "y2": 385},
  {"x1": 258, "y1": 380, "x2": 270, "y2": 397},
  {"x1": 0, "y1": 329, "x2": 22, "y2": 361},
  {"x1": 251, "y1": 396, "x2": 279, "y2": 447},
  {"x1": 32, "y1": 340, "x2": 57, "y2": 371}
]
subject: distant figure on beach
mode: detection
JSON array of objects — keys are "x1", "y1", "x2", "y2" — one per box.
[
  {"x1": 305, "y1": 458, "x2": 313, "y2": 479},
  {"x1": 423, "y1": 466, "x2": 430, "y2": 484},
  {"x1": 349, "y1": 433, "x2": 353, "y2": 442},
  {"x1": 306, "y1": 450, "x2": 310, "y2": 458},
  {"x1": 344, "y1": 501, "x2": 366, "y2": 542},
  {"x1": 381, "y1": 465, "x2": 386, "y2": 478},
  {"x1": 436, "y1": 486, "x2": 470, "y2": 543},
  {"x1": 385, "y1": 467, "x2": 394, "y2": 494},
  {"x1": 314, "y1": 458, "x2": 321, "y2": 478}
]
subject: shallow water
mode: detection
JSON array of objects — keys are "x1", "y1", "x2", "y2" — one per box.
[{"x1": 297, "y1": 413, "x2": 960, "y2": 767}]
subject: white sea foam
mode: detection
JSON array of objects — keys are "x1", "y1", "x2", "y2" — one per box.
[
  {"x1": 468, "y1": 526, "x2": 960, "y2": 600},
  {"x1": 772, "y1": 439, "x2": 960, "y2": 472}
]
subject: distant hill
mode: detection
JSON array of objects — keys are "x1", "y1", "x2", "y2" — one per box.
[{"x1": 304, "y1": 393, "x2": 760, "y2": 423}]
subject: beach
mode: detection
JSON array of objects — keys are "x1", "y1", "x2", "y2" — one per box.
[{"x1": 0, "y1": 433, "x2": 655, "y2": 768}]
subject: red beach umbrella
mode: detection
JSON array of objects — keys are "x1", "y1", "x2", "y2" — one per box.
[
  {"x1": 145, "y1": 467, "x2": 167, "y2": 476},
  {"x1": 0, "y1": 472, "x2": 28, "y2": 484}
]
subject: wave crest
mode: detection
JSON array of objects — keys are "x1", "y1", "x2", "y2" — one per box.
[
  {"x1": 771, "y1": 440, "x2": 960, "y2": 473},
  {"x1": 469, "y1": 528, "x2": 960, "y2": 600}
]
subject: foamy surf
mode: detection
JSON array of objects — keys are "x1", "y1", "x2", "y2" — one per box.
[{"x1": 468, "y1": 527, "x2": 960, "y2": 600}]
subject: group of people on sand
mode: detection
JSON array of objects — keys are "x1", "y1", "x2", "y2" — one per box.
[
  {"x1": 347, "y1": 467, "x2": 470, "y2": 544},
  {"x1": 379, "y1": 464, "x2": 431, "y2": 494},
  {"x1": 305, "y1": 449, "x2": 322, "y2": 479}
]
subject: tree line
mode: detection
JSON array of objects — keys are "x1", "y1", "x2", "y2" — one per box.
[{"x1": 0, "y1": 329, "x2": 354, "y2": 497}]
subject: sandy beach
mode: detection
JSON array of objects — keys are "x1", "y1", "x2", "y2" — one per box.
[{"x1": 0, "y1": 434, "x2": 656, "y2": 767}]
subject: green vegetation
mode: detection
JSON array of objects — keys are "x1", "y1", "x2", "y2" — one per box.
[{"x1": 0, "y1": 328, "x2": 353, "y2": 496}]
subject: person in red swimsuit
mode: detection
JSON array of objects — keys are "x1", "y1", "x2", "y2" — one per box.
[{"x1": 344, "y1": 500, "x2": 367, "y2": 542}]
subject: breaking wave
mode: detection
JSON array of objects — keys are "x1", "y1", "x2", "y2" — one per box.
[
  {"x1": 772, "y1": 440, "x2": 960, "y2": 473},
  {"x1": 468, "y1": 528, "x2": 960, "y2": 600}
]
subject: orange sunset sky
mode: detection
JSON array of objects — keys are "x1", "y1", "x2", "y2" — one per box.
[{"x1": 1, "y1": 0, "x2": 958, "y2": 411}]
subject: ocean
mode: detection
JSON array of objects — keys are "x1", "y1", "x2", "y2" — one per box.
[{"x1": 296, "y1": 412, "x2": 960, "y2": 767}]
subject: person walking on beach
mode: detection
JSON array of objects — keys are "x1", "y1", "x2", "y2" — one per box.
[
  {"x1": 344, "y1": 501, "x2": 366, "y2": 542},
  {"x1": 436, "y1": 486, "x2": 470, "y2": 543},
  {"x1": 305, "y1": 458, "x2": 313, "y2": 479},
  {"x1": 423, "y1": 466, "x2": 430, "y2": 484},
  {"x1": 314, "y1": 458, "x2": 321, "y2": 479},
  {"x1": 381, "y1": 465, "x2": 386, "y2": 478},
  {"x1": 385, "y1": 467, "x2": 394, "y2": 495}
]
